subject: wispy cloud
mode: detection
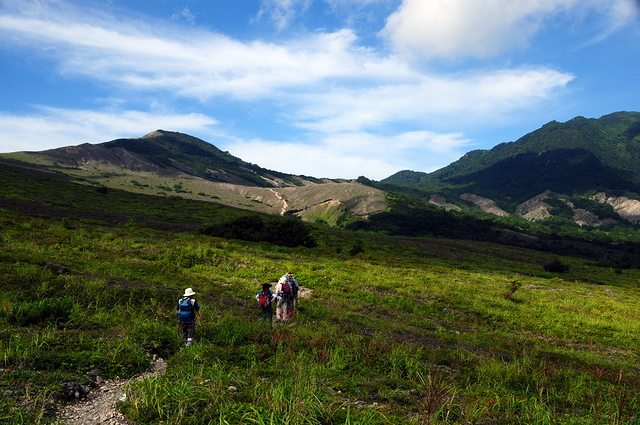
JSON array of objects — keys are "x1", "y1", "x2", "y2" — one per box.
[
  {"x1": 0, "y1": 6, "x2": 414, "y2": 100},
  {"x1": 0, "y1": 108, "x2": 217, "y2": 153},
  {"x1": 382, "y1": 0, "x2": 638, "y2": 60},
  {"x1": 225, "y1": 130, "x2": 471, "y2": 179},
  {"x1": 257, "y1": 0, "x2": 311, "y2": 31},
  {"x1": 172, "y1": 7, "x2": 196, "y2": 25},
  {"x1": 0, "y1": 3, "x2": 573, "y2": 123},
  {"x1": 586, "y1": 0, "x2": 640, "y2": 44},
  {"x1": 291, "y1": 68, "x2": 574, "y2": 133}
]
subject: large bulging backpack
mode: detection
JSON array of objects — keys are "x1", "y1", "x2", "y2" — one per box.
[
  {"x1": 258, "y1": 292, "x2": 271, "y2": 307},
  {"x1": 178, "y1": 297, "x2": 195, "y2": 322},
  {"x1": 289, "y1": 277, "x2": 299, "y2": 297},
  {"x1": 281, "y1": 281, "x2": 292, "y2": 300}
]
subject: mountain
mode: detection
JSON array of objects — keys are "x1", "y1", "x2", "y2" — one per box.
[
  {"x1": 9, "y1": 130, "x2": 308, "y2": 187},
  {"x1": 1, "y1": 130, "x2": 387, "y2": 224},
  {"x1": 380, "y1": 112, "x2": 640, "y2": 225}
]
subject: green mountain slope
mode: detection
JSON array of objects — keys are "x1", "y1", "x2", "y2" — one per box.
[
  {"x1": 382, "y1": 112, "x2": 640, "y2": 209},
  {"x1": 1, "y1": 131, "x2": 387, "y2": 224},
  {"x1": 5, "y1": 130, "x2": 304, "y2": 187}
]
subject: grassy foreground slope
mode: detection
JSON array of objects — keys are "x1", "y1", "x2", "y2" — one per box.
[{"x1": 1, "y1": 164, "x2": 639, "y2": 424}]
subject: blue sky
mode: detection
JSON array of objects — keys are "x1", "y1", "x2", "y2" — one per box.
[{"x1": 0, "y1": 0, "x2": 638, "y2": 179}]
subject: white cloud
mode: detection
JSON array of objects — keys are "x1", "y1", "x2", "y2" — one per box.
[
  {"x1": 256, "y1": 0, "x2": 311, "y2": 31},
  {"x1": 226, "y1": 130, "x2": 470, "y2": 179},
  {"x1": 324, "y1": 0, "x2": 390, "y2": 5},
  {"x1": 587, "y1": 0, "x2": 640, "y2": 43},
  {"x1": 0, "y1": 1, "x2": 572, "y2": 117},
  {"x1": 0, "y1": 108, "x2": 217, "y2": 152},
  {"x1": 173, "y1": 7, "x2": 196, "y2": 25},
  {"x1": 292, "y1": 68, "x2": 574, "y2": 133},
  {"x1": 382, "y1": 0, "x2": 638, "y2": 59},
  {"x1": 0, "y1": 5, "x2": 414, "y2": 100}
]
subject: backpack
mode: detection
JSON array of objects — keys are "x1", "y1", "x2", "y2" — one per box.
[
  {"x1": 288, "y1": 277, "x2": 299, "y2": 297},
  {"x1": 258, "y1": 292, "x2": 271, "y2": 307},
  {"x1": 177, "y1": 297, "x2": 194, "y2": 322},
  {"x1": 281, "y1": 281, "x2": 292, "y2": 300}
]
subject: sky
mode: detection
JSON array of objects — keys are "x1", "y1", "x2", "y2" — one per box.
[{"x1": 0, "y1": 0, "x2": 639, "y2": 179}]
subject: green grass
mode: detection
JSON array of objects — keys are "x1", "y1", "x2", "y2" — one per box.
[{"x1": 1, "y1": 162, "x2": 640, "y2": 424}]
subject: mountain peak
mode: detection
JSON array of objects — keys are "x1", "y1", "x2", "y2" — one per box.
[{"x1": 142, "y1": 130, "x2": 166, "y2": 139}]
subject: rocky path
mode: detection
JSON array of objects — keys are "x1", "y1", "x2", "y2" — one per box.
[
  {"x1": 268, "y1": 188, "x2": 289, "y2": 215},
  {"x1": 57, "y1": 357, "x2": 166, "y2": 425}
]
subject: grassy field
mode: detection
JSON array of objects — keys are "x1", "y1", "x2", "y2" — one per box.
[{"x1": 1, "y1": 162, "x2": 639, "y2": 424}]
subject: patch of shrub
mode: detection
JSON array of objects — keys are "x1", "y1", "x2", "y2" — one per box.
[
  {"x1": 28, "y1": 338, "x2": 148, "y2": 377},
  {"x1": 571, "y1": 197, "x2": 620, "y2": 221},
  {"x1": 348, "y1": 240, "x2": 365, "y2": 256},
  {"x1": 130, "y1": 320, "x2": 180, "y2": 358},
  {"x1": 501, "y1": 280, "x2": 521, "y2": 300},
  {"x1": 543, "y1": 259, "x2": 570, "y2": 273},
  {"x1": 201, "y1": 215, "x2": 316, "y2": 247},
  {"x1": 130, "y1": 180, "x2": 150, "y2": 188},
  {"x1": 7, "y1": 297, "x2": 74, "y2": 326},
  {"x1": 594, "y1": 255, "x2": 632, "y2": 270}
]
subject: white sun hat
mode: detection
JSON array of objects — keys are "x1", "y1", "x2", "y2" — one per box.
[{"x1": 183, "y1": 288, "x2": 196, "y2": 297}]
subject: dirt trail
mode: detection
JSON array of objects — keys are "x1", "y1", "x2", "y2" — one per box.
[
  {"x1": 58, "y1": 356, "x2": 166, "y2": 425},
  {"x1": 268, "y1": 188, "x2": 289, "y2": 215}
]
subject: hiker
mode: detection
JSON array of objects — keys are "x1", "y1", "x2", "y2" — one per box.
[
  {"x1": 256, "y1": 283, "x2": 274, "y2": 320},
  {"x1": 275, "y1": 272, "x2": 297, "y2": 321},
  {"x1": 176, "y1": 287, "x2": 201, "y2": 346},
  {"x1": 279, "y1": 272, "x2": 300, "y2": 313}
]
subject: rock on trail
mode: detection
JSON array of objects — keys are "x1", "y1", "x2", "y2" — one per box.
[{"x1": 58, "y1": 357, "x2": 166, "y2": 425}]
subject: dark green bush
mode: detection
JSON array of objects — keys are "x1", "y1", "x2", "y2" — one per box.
[
  {"x1": 28, "y1": 338, "x2": 148, "y2": 377},
  {"x1": 201, "y1": 215, "x2": 316, "y2": 247},
  {"x1": 7, "y1": 297, "x2": 74, "y2": 326},
  {"x1": 349, "y1": 240, "x2": 365, "y2": 256},
  {"x1": 543, "y1": 259, "x2": 570, "y2": 273},
  {"x1": 130, "y1": 320, "x2": 180, "y2": 358}
]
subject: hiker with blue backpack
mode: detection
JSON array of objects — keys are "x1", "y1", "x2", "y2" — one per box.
[{"x1": 176, "y1": 288, "x2": 201, "y2": 346}]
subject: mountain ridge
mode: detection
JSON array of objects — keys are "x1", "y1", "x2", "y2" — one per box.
[
  {"x1": 379, "y1": 111, "x2": 640, "y2": 224},
  {"x1": 29, "y1": 129, "x2": 309, "y2": 187},
  {"x1": 4, "y1": 111, "x2": 640, "y2": 229},
  {"x1": 1, "y1": 130, "x2": 387, "y2": 224}
]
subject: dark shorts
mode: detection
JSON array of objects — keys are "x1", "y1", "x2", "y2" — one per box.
[
  {"x1": 259, "y1": 305, "x2": 273, "y2": 319},
  {"x1": 179, "y1": 321, "x2": 196, "y2": 341}
]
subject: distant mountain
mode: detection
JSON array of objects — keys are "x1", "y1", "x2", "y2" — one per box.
[
  {"x1": 380, "y1": 112, "x2": 640, "y2": 225},
  {"x1": 1, "y1": 130, "x2": 387, "y2": 224},
  {"x1": 11, "y1": 130, "x2": 312, "y2": 187}
]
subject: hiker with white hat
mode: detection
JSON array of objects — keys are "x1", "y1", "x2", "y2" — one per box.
[{"x1": 176, "y1": 288, "x2": 201, "y2": 346}]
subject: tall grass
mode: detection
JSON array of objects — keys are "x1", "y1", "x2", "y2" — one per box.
[{"x1": 1, "y1": 210, "x2": 640, "y2": 423}]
